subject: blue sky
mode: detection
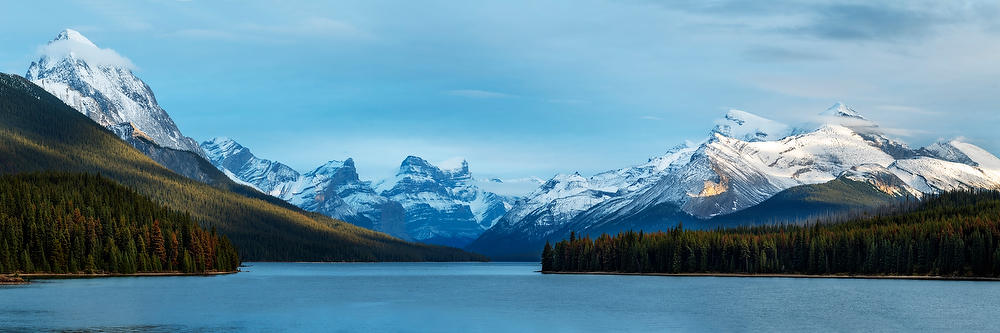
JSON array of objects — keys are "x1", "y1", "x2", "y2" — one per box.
[{"x1": 3, "y1": 1, "x2": 1000, "y2": 187}]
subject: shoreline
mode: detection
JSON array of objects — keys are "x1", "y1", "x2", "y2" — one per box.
[
  {"x1": 541, "y1": 271, "x2": 1000, "y2": 281},
  {"x1": 2, "y1": 270, "x2": 238, "y2": 284},
  {"x1": 0, "y1": 276, "x2": 28, "y2": 285}
]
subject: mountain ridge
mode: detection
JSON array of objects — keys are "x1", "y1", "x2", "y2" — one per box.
[
  {"x1": 469, "y1": 103, "x2": 1000, "y2": 260},
  {"x1": 201, "y1": 137, "x2": 515, "y2": 247}
]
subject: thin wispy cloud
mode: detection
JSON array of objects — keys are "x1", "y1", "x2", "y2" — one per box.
[
  {"x1": 874, "y1": 105, "x2": 941, "y2": 116},
  {"x1": 640, "y1": 115, "x2": 662, "y2": 121},
  {"x1": 38, "y1": 37, "x2": 136, "y2": 69},
  {"x1": 880, "y1": 127, "x2": 929, "y2": 138},
  {"x1": 742, "y1": 46, "x2": 832, "y2": 62},
  {"x1": 245, "y1": 17, "x2": 373, "y2": 40},
  {"x1": 168, "y1": 17, "x2": 373, "y2": 42},
  {"x1": 546, "y1": 99, "x2": 589, "y2": 105},
  {"x1": 784, "y1": 4, "x2": 941, "y2": 41},
  {"x1": 169, "y1": 28, "x2": 244, "y2": 41},
  {"x1": 445, "y1": 90, "x2": 515, "y2": 99}
]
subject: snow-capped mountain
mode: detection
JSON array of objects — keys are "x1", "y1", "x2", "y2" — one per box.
[
  {"x1": 201, "y1": 138, "x2": 513, "y2": 245},
  {"x1": 200, "y1": 137, "x2": 403, "y2": 236},
  {"x1": 482, "y1": 144, "x2": 697, "y2": 241},
  {"x1": 377, "y1": 156, "x2": 516, "y2": 247},
  {"x1": 25, "y1": 29, "x2": 203, "y2": 155},
  {"x1": 470, "y1": 103, "x2": 1000, "y2": 259},
  {"x1": 201, "y1": 137, "x2": 300, "y2": 193}
]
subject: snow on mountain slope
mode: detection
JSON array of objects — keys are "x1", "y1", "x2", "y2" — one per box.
[
  {"x1": 201, "y1": 137, "x2": 300, "y2": 194},
  {"x1": 487, "y1": 144, "x2": 697, "y2": 237},
  {"x1": 201, "y1": 137, "x2": 401, "y2": 236},
  {"x1": 821, "y1": 102, "x2": 866, "y2": 120},
  {"x1": 201, "y1": 138, "x2": 513, "y2": 244},
  {"x1": 472, "y1": 103, "x2": 1000, "y2": 259},
  {"x1": 889, "y1": 157, "x2": 1000, "y2": 193},
  {"x1": 26, "y1": 29, "x2": 203, "y2": 156},
  {"x1": 378, "y1": 156, "x2": 515, "y2": 246},
  {"x1": 621, "y1": 120, "x2": 899, "y2": 220},
  {"x1": 943, "y1": 140, "x2": 1000, "y2": 171},
  {"x1": 713, "y1": 109, "x2": 791, "y2": 142}
]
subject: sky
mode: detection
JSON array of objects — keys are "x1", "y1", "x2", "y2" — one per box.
[{"x1": 2, "y1": 0, "x2": 1000, "y2": 192}]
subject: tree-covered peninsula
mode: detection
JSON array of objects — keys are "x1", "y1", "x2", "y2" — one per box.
[{"x1": 543, "y1": 191, "x2": 1000, "y2": 278}]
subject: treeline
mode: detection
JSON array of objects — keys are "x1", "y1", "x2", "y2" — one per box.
[
  {"x1": 0, "y1": 172, "x2": 240, "y2": 274},
  {"x1": 542, "y1": 190, "x2": 1000, "y2": 277}
]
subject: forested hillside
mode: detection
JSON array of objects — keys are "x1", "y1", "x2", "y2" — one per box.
[
  {"x1": 0, "y1": 73, "x2": 484, "y2": 262},
  {"x1": 544, "y1": 191, "x2": 1000, "y2": 277},
  {"x1": 0, "y1": 173, "x2": 239, "y2": 274}
]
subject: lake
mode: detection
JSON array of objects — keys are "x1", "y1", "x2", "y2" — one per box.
[{"x1": 1, "y1": 262, "x2": 998, "y2": 332}]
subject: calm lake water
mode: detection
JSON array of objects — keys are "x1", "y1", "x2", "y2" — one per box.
[{"x1": 1, "y1": 262, "x2": 999, "y2": 332}]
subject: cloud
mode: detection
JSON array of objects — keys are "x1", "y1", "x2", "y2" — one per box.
[
  {"x1": 300, "y1": 17, "x2": 371, "y2": 39},
  {"x1": 742, "y1": 45, "x2": 833, "y2": 62},
  {"x1": 666, "y1": 1, "x2": 993, "y2": 43},
  {"x1": 435, "y1": 156, "x2": 467, "y2": 170},
  {"x1": 749, "y1": 75, "x2": 878, "y2": 100},
  {"x1": 243, "y1": 17, "x2": 373, "y2": 40},
  {"x1": 445, "y1": 89, "x2": 515, "y2": 98},
  {"x1": 880, "y1": 127, "x2": 929, "y2": 138},
  {"x1": 546, "y1": 98, "x2": 589, "y2": 105},
  {"x1": 874, "y1": 105, "x2": 941, "y2": 116},
  {"x1": 169, "y1": 17, "x2": 373, "y2": 42},
  {"x1": 39, "y1": 38, "x2": 135, "y2": 69},
  {"x1": 783, "y1": 3, "x2": 943, "y2": 41},
  {"x1": 640, "y1": 115, "x2": 662, "y2": 121},
  {"x1": 169, "y1": 28, "x2": 244, "y2": 41}
]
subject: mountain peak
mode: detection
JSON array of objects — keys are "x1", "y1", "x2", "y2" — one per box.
[
  {"x1": 53, "y1": 29, "x2": 95, "y2": 46},
  {"x1": 200, "y1": 137, "x2": 249, "y2": 162},
  {"x1": 26, "y1": 29, "x2": 202, "y2": 157},
  {"x1": 206, "y1": 136, "x2": 235, "y2": 145},
  {"x1": 34, "y1": 28, "x2": 135, "y2": 71},
  {"x1": 203, "y1": 136, "x2": 243, "y2": 150},
  {"x1": 713, "y1": 109, "x2": 790, "y2": 142},
  {"x1": 310, "y1": 159, "x2": 347, "y2": 175},
  {"x1": 314, "y1": 158, "x2": 356, "y2": 172},
  {"x1": 822, "y1": 102, "x2": 865, "y2": 120},
  {"x1": 401, "y1": 155, "x2": 431, "y2": 169}
]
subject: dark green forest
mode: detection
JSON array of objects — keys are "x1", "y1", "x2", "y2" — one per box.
[
  {"x1": 0, "y1": 172, "x2": 239, "y2": 274},
  {"x1": 0, "y1": 73, "x2": 484, "y2": 262},
  {"x1": 543, "y1": 191, "x2": 1000, "y2": 277}
]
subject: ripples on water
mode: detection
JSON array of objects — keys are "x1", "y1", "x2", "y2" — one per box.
[{"x1": 1, "y1": 262, "x2": 998, "y2": 332}]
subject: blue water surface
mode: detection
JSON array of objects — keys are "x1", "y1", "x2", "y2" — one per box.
[{"x1": 1, "y1": 262, "x2": 998, "y2": 332}]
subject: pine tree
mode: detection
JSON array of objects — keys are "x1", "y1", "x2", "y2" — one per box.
[{"x1": 541, "y1": 241, "x2": 554, "y2": 272}]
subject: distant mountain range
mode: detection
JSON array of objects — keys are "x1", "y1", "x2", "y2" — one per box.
[
  {"x1": 201, "y1": 137, "x2": 517, "y2": 247},
  {"x1": 468, "y1": 103, "x2": 1000, "y2": 260},
  {"x1": 20, "y1": 29, "x2": 516, "y2": 249}
]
